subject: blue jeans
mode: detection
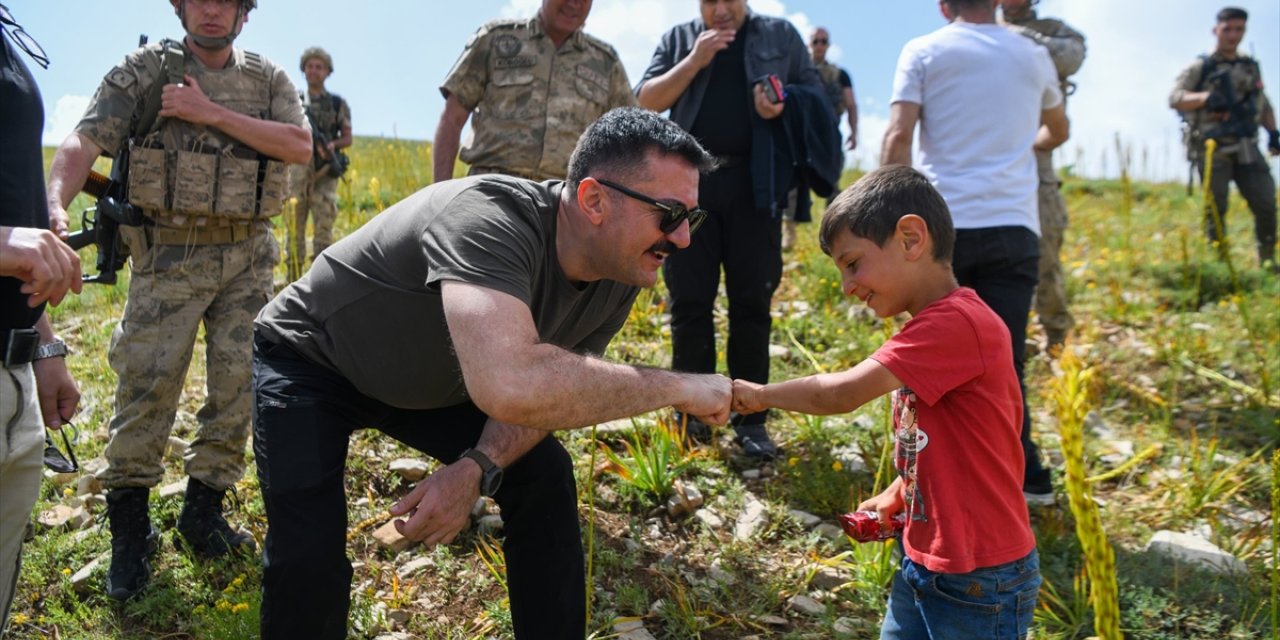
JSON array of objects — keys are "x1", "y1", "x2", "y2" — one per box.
[{"x1": 881, "y1": 547, "x2": 1041, "y2": 640}]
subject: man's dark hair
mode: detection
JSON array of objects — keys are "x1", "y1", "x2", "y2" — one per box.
[
  {"x1": 566, "y1": 107, "x2": 716, "y2": 187},
  {"x1": 1216, "y1": 7, "x2": 1247, "y2": 22},
  {"x1": 942, "y1": 0, "x2": 995, "y2": 14},
  {"x1": 818, "y1": 165, "x2": 955, "y2": 262}
]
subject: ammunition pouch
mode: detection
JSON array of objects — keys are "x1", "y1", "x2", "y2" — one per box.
[{"x1": 126, "y1": 139, "x2": 289, "y2": 221}]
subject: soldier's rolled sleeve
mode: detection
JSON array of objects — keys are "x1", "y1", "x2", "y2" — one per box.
[
  {"x1": 338, "y1": 99, "x2": 353, "y2": 131},
  {"x1": 268, "y1": 67, "x2": 308, "y2": 127},
  {"x1": 1170, "y1": 61, "x2": 1202, "y2": 108},
  {"x1": 607, "y1": 59, "x2": 638, "y2": 109},
  {"x1": 441, "y1": 29, "x2": 491, "y2": 110},
  {"x1": 74, "y1": 52, "x2": 149, "y2": 154}
]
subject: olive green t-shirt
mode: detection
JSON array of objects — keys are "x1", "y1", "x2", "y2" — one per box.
[{"x1": 255, "y1": 175, "x2": 639, "y2": 409}]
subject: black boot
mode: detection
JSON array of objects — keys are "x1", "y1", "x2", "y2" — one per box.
[
  {"x1": 105, "y1": 488, "x2": 158, "y2": 601},
  {"x1": 177, "y1": 478, "x2": 256, "y2": 558}
]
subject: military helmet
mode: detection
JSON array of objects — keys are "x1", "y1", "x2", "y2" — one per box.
[{"x1": 300, "y1": 47, "x2": 334, "y2": 73}]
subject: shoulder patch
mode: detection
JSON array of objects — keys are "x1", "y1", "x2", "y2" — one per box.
[{"x1": 106, "y1": 66, "x2": 137, "y2": 91}]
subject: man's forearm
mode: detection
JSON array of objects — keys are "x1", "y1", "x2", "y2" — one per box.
[
  {"x1": 472, "y1": 344, "x2": 703, "y2": 430},
  {"x1": 212, "y1": 109, "x2": 311, "y2": 164},
  {"x1": 636, "y1": 58, "x2": 701, "y2": 113},
  {"x1": 48, "y1": 133, "x2": 101, "y2": 211},
  {"x1": 474, "y1": 419, "x2": 547, "y2": 468},
  {"x1": 881, "y1": 132, "x2": 912, "y2": 166},
  {"x1": 433, "y1": 120, "x2": 463, "y2": 183}
]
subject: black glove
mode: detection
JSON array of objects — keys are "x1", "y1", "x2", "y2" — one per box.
[
  {"x1": 1204, "y1": 91, "x2": 1231, "y2": 113},
  {"x1": 1269, "y1": 129, "x2": 1280, "y2": 155}
]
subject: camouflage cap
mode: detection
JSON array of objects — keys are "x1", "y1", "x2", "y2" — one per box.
[{"x1": 300, "y1": 46, "x2": 333, "y2": 73}]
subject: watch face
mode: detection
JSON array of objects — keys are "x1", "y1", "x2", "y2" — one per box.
[{"x1": 482, "y1": 468, "x2": 504, "y2": 497}]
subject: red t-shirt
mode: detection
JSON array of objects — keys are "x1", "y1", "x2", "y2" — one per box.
[{"x1": 871, "y1": 287, "x2": 1035, "y2": 573}]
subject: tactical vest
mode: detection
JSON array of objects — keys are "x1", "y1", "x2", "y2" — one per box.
[
  {"x1": 1183, "y1": 54, "x2": 1264, "y2": 160},
  {"x1": 125, "y1": 39, "x2": 289, "y2": 226},
  {"x1": 302, "y1": 91, "x2": 344, "y2": 140},
  {"x1": 814, "y1": 61, "x2": 847, "y2": 118}
]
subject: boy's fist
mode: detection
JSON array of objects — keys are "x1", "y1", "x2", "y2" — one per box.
[{"x1": 731, "y1": 379, "x2": 767, "y2": 414}]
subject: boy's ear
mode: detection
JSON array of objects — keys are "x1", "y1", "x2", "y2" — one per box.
[{"x1": 895, "y1": 214, "x2": 930, "y2": 261}]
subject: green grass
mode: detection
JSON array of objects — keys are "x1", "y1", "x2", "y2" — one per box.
[{"x1": 8, "y1": 138, "x2": 1277, "y2": 639}]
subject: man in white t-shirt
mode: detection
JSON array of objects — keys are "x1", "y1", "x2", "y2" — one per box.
[{"x1": 881, "y1": 0, "x2": 1068, "y2": 506}]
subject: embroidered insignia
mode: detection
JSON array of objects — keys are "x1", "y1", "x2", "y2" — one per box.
[
  {"x1": 494, "y1": 34, "x2": 521, "y2": 58},
  {"x1": 106, "y1": 67, "x2": 136, "y2": 91}
]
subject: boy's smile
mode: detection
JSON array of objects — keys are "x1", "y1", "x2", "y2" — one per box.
[{"x1": 829, "y1": 228, "x2": 904, "y2": 318}]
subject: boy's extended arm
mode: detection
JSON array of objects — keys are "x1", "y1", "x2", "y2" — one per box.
[{"x1": 732, "y1": 357, "x2": 902, "y2": 416}]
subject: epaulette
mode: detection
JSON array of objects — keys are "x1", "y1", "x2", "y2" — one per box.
[
  {"x1": 241, "y1": 50, "x2": 269, "y2": 81},
  {"x1": 579, "y1": 31, "x2": 621, "y2": 59},
  {"x1": 478, "y1": 17, "x2": 527, "y2": 36}
]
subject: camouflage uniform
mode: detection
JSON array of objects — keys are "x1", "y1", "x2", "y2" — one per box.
[
  {"x1": 74, "y1": 40, "x2": 306, "y2": 491},
  {"x1": 814, "y1": 59, "x2": 851, "y2": 119},
  {"x1": 1171, "y1": 53, "x2": 1276, "y2": 264},
  {"x1": 289, "y1": 90, "x2": 350, "y2": 266},
  {"x1": 1007, "y1": 11, "x2": 1086, "y2": 347},
  {"x1": 441, "y1": 15, "x2": 637, "y2": 180}
]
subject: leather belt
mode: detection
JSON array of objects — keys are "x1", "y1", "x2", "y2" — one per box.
[{"x1": 2, "y1": 328, "x2": 40, "y2": 367}]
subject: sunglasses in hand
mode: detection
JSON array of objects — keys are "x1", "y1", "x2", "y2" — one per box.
[{"x1": 44, "y1": 422, "x2": 79, "y2": 474}]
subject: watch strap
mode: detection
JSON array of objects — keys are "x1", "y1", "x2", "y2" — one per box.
[
  {"x1": 33, "y1": 340, "x2": 68, "y2": 360},
  {"x1": 459, "y1": 448, "x2": 497, "y2": 473}
]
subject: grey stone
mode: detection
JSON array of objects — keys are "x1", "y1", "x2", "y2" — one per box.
[
  {"x1": 389, "y1": 458, "x2": 430, "y2": 482},
  {"x1": 788, "y1": 594, "x2": 825, "y2": 616},
  {"x1": 734, "y1": 494, "x2": 767, "y2": 541},
  {"x1": 1145, "y1": 530, "x2": 1246, "y2": 574},
  {"x1": 159, "y1": 478, "x2": 188, "y2": 499},
  {"x1": 788, "y1": 509, "x2": 822, "y2": 529}
]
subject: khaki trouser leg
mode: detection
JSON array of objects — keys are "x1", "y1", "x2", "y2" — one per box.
[
  {"x1": 1035, "y1": 179, "x2": 1072, "y2": 341},
  {"x1": 186, "y1": 235, "x2": 278, "y2": 489},
  {"x1": 310, "y1": 174, "x2": 340, "y2": 257},
  {"x1": 0, "y1": 365, "x2": 45, "y2": 631},
  {"x1": 99, "y1": 234, "x2": 209, "y2": 489}
]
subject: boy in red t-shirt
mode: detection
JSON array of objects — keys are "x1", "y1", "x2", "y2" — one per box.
[{"x1": 732, "y1": 165, "x2": 1040, "y2": 639}]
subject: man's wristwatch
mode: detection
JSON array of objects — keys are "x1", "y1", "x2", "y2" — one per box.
[
  {"x1": 459, "y1": 448, "x2": 503, "y2": 497},
  {"x1": 34, "y1": 340, "x2": 68, "y2": 360}
]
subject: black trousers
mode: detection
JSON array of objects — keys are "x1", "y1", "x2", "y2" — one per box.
[
  {"x1": 951, "y1": 226, "x2": 1049, "y2": 485},
  {"x1": 663, "y1": 165, "x2": 782, "y2": 426},
  {"x1": 1198, "y1": 148, "x2": 1277, "y2": 263},
  {"x1": 252, "y1": 334, "x2": 584, "y2": 639}
]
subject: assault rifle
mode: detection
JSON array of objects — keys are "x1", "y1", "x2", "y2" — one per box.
[
  {"x1": 64, "y1": 169, "x2": 145, "y2": 285},
  {"x1": 1200, "y1": 65, "x2": 1259, "y2": 142},
  {"x1": 309, "y1": 126, "x2": 349, "y2": 178}
]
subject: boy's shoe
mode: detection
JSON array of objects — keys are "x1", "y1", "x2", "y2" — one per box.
[
  {"x1": 733, "y1": 422, "x2": 778, "y2": 461},
  {"x1": 1023, "y1": 469, "x2": 1055, "y2": 506}
]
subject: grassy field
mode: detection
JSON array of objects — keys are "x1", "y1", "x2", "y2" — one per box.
[{"x1": 9, "y1": 137, "x2": 1278, "y2": 639}]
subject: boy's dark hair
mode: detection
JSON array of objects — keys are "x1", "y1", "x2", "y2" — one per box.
[
  {"x1": 566, "y1": 107, "x2": 716, "y2": 187},
  {"x1": 943, "y1": 0, "x2": 994, "y2": 13},
  {"x1": 819, "y1": 164, "x2": 955, "y2": 262},
  {"x1": 1216, "y1": 6, "x2": 1247, "y2": 22}
]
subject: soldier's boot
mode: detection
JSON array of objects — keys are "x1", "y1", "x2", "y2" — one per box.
[
  {"x1": 105, "y1": 488, "x2": 159, "y2": 601},
  {"x1": 177, "y1": 478, "x2": 256, "y2": 558}
]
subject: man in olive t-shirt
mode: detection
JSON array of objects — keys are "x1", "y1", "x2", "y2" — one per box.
[{"x1": 252, "y1": 108, "x2": 729, "y2": 639}]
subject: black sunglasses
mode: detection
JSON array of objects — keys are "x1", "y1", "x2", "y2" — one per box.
[
  {"x1": 811, "y1": 38, "x2": 829, "y2": 45},
  {"x1": 595, "y1": 178, "x2": 707, "y2": 235},
  {"x1": 0, "y1": 5, "x2": 49, "y2": 70},
  {"x1": 44, "y1": 422, "x2": 79, "y2": 474}
]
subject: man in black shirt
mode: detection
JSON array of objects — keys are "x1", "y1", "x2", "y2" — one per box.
[
  {"x1": 0, "y1": 5, "x2": 81, "y2": 630},
  {"x1": 637, "y1": 0, "x2": 820, "y2": 459}
]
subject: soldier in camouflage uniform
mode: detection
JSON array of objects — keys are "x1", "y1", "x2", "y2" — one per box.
[
  {"x1": 1001, "y1": 0, "x2": 1085, "y2": 350},
  {"x1": 432, "y1": 0, "x2": 637, "y2": 183},
  {"x1": 288, "y1": 46, "x2": 352, "y2": 281},
  {"x1": 45, "y1": 0, "x2": 310, "y2": 601},
  {"x1": 1171, "y1": 6, "x2": 1279, "y2": 269}
]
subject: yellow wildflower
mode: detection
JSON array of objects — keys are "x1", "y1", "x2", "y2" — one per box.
[{"x1": 832, "y1": 461, "x2": 843, "y2": 472}]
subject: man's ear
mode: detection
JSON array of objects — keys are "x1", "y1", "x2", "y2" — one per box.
[
  {"x1": 576, "y1": 178, "x2": 608, "y2": 227},
  {"x1": 896, "y1": 214, "x2": 930, "y2": 261}
]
